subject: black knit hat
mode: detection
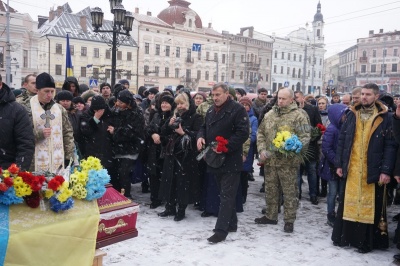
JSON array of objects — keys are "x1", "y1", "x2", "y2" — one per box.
[
  {"x1": 72, "y1": 96, "x2": 85, "y2": 105},
  {"x1": 100, "y1": 82, "x2": 111, "y2": 92},
  {"x1": 117, "y1": 90, "x2": 133, "y2": 105},
  {"x1": 36, "y1": 72, "x2": 55, "y2": 89},
  {"x1": 56, "y1": 91, "x2": 73, "y2": 101},
  {"x1": 160, "y1": 95, "x2": 175, "y2": 106},
  {"x1": 90, "y1": 95, "x2": 107, "y2": 110}
]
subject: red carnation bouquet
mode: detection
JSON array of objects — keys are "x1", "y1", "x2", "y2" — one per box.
[
  {"x1": 311, "y1": 123, "x2": 326, "y2": 140},
  {"x1": 316, "y1": 123, "x2": 326, "y2": 134},
  {"x1": 214, "y1": 136, "x2": 229, "y2": 153}
]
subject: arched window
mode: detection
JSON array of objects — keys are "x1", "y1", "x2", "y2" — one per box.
[
  {"x1": 188, "y1": 19, "x2": 192, "y2": 28},
  {"x1": 317, "y1": 29, "x2": 320, "y2": 37}
]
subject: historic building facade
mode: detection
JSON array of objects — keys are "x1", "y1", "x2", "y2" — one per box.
[
  {"x1": 133, "y1": 0, "x2": 272, "y2": 92},
  {"x1": 37, "y1": 4, "x2": 138, "y2": 89},
  {"x1": 356, "y1": 29, "x2": 400, "y2": 93},
  {"x1": 0, "y1": 1, "x2": 40, "y2": 88},
  {"x1": 270, "y1": 1, "x2": 325, "y2": 94}
]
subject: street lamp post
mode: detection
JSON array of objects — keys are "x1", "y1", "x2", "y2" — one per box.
[{"x1": 90, "y1": 0, "x2": 134, "y2": 88}]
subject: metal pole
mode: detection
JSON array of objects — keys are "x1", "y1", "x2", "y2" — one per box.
[
  {"x1": 216, "y1": 59, "x2": 219, "y2": 83},
  {"x1": 381, "y1": 38, "x2": 386, "y2": 91},
  {"x1": 111, "y1": 25, "x2": 117, "y2": 88},
  {"x1": 301, "y1": 45, "x2": 308, "y2": 93},
  {"x1": 311, "y1": 48, "x2": 315, "y2": 95},
  {"x1": 5, "y1": 0, "x2": 11, "y2": 86}
]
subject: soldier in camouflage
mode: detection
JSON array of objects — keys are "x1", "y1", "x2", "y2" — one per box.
[
  {"x1": 16, "y1": 74, "x2": 37, "y2": 105},
  {"x1": 255, "y1": 87, "x2": 310, "y2": 233}
]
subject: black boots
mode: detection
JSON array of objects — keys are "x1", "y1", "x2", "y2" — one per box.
[
  {"x1": 158, "y1": 204, "x2": 176, "y2": 217},
  {"x1": 174, "y1": 205, "x2": 187, "y2": 221},
  {"x1": 254, "y1": 216, "x2": 278, "y2": 225}
]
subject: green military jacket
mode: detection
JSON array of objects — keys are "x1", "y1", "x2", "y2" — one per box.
[{"x1": 257, "y1": 101, "x2": 311, "y2": 166}]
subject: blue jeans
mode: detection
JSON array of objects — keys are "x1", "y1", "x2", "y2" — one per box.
[
  {"x1": 327, "y1": 179, "x2": 345, "y2": 214},
  {"x1": 298, "y1": 160, "x2": 318, "y2": 198}
]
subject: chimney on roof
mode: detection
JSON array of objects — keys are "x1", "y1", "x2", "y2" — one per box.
[
  {"x1": 135, "y1": 7, "x2": 139, "y2": 14},
  {"x1": 57, "y1": 6, "x2": 63, "y2": 17},
  {"x1": 49, "y1": 9, "x2": 55, "y2": 22},
  {"x1": 208, "y1": 22, "x2": 212, "y2": 28},
  {"x1": 147, "y1": 11, "x2": 151, "y2": 16},
  {"x1": 379, "y1": 29, "x2": 384, "y2": 33},
  {"x1": 369, "y1": 30, "x2": 374, "y2": 37},
  {"x1": 38, "y1": 15, "x2": 48, "y2": 28},
  {"x1": 80, "y1": 15, "x2": 87, "y2": 33}
]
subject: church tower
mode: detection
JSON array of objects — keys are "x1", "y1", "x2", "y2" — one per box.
[{"x1": 312, "y1": 1, "x2": 324, "y2": 44}]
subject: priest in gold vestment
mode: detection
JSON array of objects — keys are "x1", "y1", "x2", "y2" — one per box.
[
  {"x1": 24, "y1": 72, "x2": 74, "y2": 173},
  {"x1": 332, "y1": 83, "x2": 397, "y2": 253}
]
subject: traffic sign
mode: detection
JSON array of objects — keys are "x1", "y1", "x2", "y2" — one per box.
[
  {"x1": 284, "y1": 81, "x2": 289, "y2": 87},
  {"x1": 192, "y1": 43, "x2": 202, "y2": 52},
  {"x1": 89, "y1": 79, "x2": 98, "y2": 87},
  {"x1": 328, "y1": 80, "x2": 333, "y2": 86}
]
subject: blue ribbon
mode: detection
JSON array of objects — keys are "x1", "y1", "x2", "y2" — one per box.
[{"x1": 0, "y1": 204, "x2": 9, "y2": 265}]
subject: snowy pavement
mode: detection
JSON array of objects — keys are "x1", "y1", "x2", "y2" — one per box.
[{"x1": 102, "y1": 169, "x2": 400, "y2": 266}]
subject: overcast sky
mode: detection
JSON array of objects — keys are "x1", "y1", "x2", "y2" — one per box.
[{"x1": 9, "y1": 0, "x2": 400, "y2": 57}]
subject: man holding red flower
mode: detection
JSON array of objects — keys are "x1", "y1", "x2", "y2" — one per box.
[{"x1": 197, "y1": 82, "x2": 249, "y2": 244}]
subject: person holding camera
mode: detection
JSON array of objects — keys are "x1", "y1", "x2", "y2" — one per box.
[{"x1": 158, "y1": 93, "x2": 203, "y2": 221}]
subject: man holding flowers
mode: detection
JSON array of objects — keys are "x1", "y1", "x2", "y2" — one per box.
[
  {"x1": 197, "y1": 82, "x2": 249, "y2": 243},
  {"x1": 256, "y1": 87, "x2": 311, "y2": 233}
]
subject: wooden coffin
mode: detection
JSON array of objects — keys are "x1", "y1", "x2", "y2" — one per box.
[{"x1": 96, "y1": 185, "x2": 139, "y2": 249}]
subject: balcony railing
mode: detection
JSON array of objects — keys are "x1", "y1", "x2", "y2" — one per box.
[{"x1": 359, "y1": 57, "x2": 368, "y2": 63}]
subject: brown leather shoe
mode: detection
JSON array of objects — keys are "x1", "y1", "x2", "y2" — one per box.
[
  {"x1": 254, "y1": 216, "x2": 278, "y2": 225},
  {"x1": 284, "y1": 222, "x2": 294, "y2": 233}
]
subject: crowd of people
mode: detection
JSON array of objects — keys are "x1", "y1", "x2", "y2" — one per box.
[{"x1": 2, "y1": 72, "x2": 400, "y2": 255}]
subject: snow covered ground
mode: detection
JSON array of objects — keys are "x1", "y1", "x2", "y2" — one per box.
[{"x1": 102, "y1": 168, "x2": 400, "y2": 266}]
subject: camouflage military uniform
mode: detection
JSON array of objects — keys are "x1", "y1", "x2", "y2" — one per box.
[
  {"x1": 257, "y1": 101, "x2": 310, "y2": 223},
  {"x1": 20, "y1": 98, "x2": 74, "y2": 172},
  {"x1": 16, "y1": 89, "x2": 35, "y2": 105},
  {"x1": 196, "y1": 96, "x2": 213, "y2": 121}
]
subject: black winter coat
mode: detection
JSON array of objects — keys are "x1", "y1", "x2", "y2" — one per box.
[
  {"x1": 392, "y1": 114, "x2": 400, "y2": 176},
  {"x1": 159, "y1": 105, "x2": 203, "y2": 204},
  {"x1": 145, "y1": 110, "x2": 173, "y2": 176},
  {"x1": 197, "y1": 98, "x2": 249, "y2": 174},
  {"x1": 335, "y1": 102, "x2": 397, "y2": 183},
  {"x1": 112, "y1": 105, "x2": 145, "y2": 156},
  {"x1": 80, "y1": 107, "x2": 114, "y2": 168},
  {"x1": 0, "y1": 83, "x2": 34, "y2": 170},
  {"x1": 302, "y1": 103, "x2": 322, "y2": 161}
]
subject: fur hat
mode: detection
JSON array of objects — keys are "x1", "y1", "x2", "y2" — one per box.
[
  {"x1": 82, "y1": 91, "x2": 96, "y2": 103},
  {"x1": 72, "y1": 96, "x2": 85, "y2": 105},
  {"x1": 117, "y1": 90, "x2": 134, "y2": 105},
  {"x1": 148, "y1": 87, "x2": 159, "y2": 95},
  {"x1": 239, "y1": 96, "x2": 252, "y2": 107},
  {"x1": 160, "y1": 95, "x2": 175, "y2": 106},
  {"x1": 36, "y1": 73, "x2": 55, "y2": 89},
  {"x1": 56, "y1": 90, "x2": 73, "y2": 102},
  {"x1": 90, "y1": 95, "x2": 107, "y2": 110},
  {"x1": 119, "y1": 79, "x2": 130, "y2": 86}
]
